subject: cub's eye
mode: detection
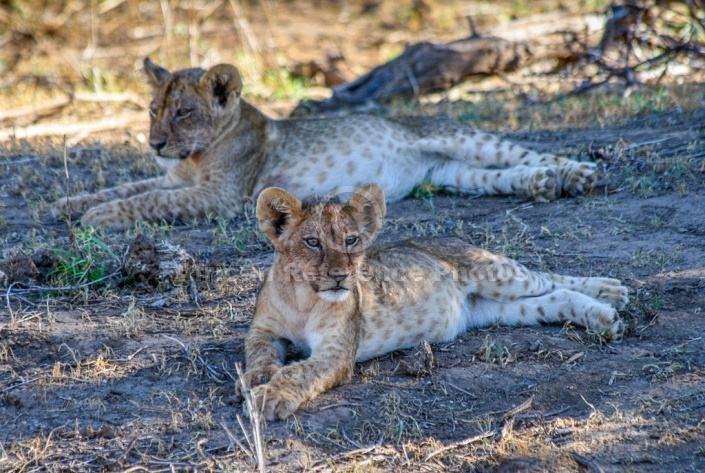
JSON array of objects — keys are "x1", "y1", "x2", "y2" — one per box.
[
  {"x1": 149, "y1": 104, "x2": 157, "y2": 118},
  {"x1": 304, "y1": 237, "x2": 320, "y2": 249},
  {"x1": 175, "y1": 108, "x2": 192, "y2": 119},
  {"x1": 345, "y1": 236, "x2": 359, "y2": 246}
]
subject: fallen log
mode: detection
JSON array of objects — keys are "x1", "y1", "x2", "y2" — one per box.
[{"x1": 293, "y1": 12, "x2": 606, "y2": 115}]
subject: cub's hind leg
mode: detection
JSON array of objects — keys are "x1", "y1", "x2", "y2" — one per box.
[
  {"x1": 413, "y1": 126, "x2": 596, "y2": 197},
  {"x1": 430, "y1": 160, "x2": 558, "y2": 201},
  {"x1": 470, "y1": 290, "x2": 624, "y2": 340},
  {"x1": 451, "y1": 247, "x2": 627, "y2": 339},
  {"x1": 514, "y1": 153, "x2": 597, "y2": 197},
  {"x1": 541, "y1": 273, "x2": 629, "y2": 309}
]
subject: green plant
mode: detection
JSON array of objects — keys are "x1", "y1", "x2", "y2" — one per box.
[
  {"x1": 262, "y1": 67, "x2": 308, "y2": 101},
  {"x1": 50, "y1": 228, "x2": 120, "y2": 286},
  {"x1": 228, "y1": 203, "x2": 271, "y2": 255},
  {"x1": 380, "y1": 391, "x2": 422, "y2": 443},
  {"x1": 480, "y1": 335, "x2": 515, "y2": 367},
  {"x1": 409, "y1": 169, "x2": 447, "y2": 200}
]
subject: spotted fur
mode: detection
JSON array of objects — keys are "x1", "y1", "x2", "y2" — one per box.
[
  {"x1": 240, "y1": 184, "x2": 628, "y2": 420},
  {"x1": 51, "y1": 59, "x2": 597, "y2": 231}
]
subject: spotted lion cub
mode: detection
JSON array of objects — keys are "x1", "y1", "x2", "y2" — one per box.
[
  {"x1": 241, "y1": 184, "x2": 628, "y2": 420},
  {"x1": 52, "y1": 59, "x2": 596, "y2": 231}
]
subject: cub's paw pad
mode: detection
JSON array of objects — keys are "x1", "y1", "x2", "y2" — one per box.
[
  {"x1": 587, "y1": 306, "x2": 624, "y2": 341},
  {"x1": 530, "y1": 168, "x2": 557, "y2": 202},
  {"x1": 596, "y1": 285, "x2": 629, "y2": 310},
  {"x1": 605, "y1": 318, "x2": 625, "y2": 341},
  {"x1": 560, "y1": 162, "x2": 597, "y2": 196}
]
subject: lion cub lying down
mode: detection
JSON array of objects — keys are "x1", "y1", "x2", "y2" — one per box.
[
  {"x1": 52, "y1": 59, "x2": 597, "y2": 231},
  {"x1": 240, "y1": 184, "x2": 628, "y2": 420}
]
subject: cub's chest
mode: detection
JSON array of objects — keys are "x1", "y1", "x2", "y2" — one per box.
[{"x1": 270, "y1": 285, "x2": 339, "y2": 352}]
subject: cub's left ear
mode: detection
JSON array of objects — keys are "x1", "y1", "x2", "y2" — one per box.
[
  {"x1": 200, "y1": 64, "x2": 243, "y2": 110},
  {"x1": 347, "y1": 183, "x2": 386, "y2": 239},
  {"x1": 256, "y1": 188, "x2": 303, "y2": 247}
]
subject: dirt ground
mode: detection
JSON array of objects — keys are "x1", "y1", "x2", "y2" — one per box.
[{"x1": 2, "y1": 1, "x2": 705, "y2": 472}]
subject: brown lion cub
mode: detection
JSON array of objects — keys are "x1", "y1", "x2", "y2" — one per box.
[
  {"x1": 52, "y1": 59, "x2": 597, "y2": 231},
  {"x1": 241, "y1": 184, "x2": 628, "y2": 420}
]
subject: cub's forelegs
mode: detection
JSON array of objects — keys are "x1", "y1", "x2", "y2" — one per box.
[
  {"x1": 79, "y1": 185, "x2": 242, "y2": 231},
  {"x1": 51, "y1": 177, "x2": 167, "y2": 218},
  {"x1": 241, "y1": 302, "x2": 359, "y2": 421}
]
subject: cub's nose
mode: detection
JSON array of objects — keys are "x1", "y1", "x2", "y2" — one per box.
[
  {"x1": 150, "y1": 140, "x2": 166, "y2": 153},
  {"x1": 328, "y1": 270, "x2": 349, "y2": 283}
]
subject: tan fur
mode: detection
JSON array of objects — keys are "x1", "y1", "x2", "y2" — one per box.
[
  {"x1": 51, "y1": 59, "x2": 597, "y2": 231},
  {"x1": 240, "y1": 184, "x2": 628, "y2": 420}
]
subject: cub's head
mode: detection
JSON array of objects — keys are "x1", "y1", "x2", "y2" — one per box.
[
  {"x1": 257, "y1": 184, "x2": 386, "y2": 302},
  {"x1": 143, "y1": 58, "x2": 243, "y2": 160}
]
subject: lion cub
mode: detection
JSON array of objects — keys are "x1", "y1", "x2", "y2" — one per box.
[
  {"x1": 52, "y1": 59, "x2": 597, "y2": 231},
  {"x1": 241, "y1": 184, "x2": 628, "y2": 420}
]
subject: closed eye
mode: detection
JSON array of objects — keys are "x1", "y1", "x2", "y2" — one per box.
[
  {"x1": 149, "y1": 103, "x2": 157, "y2": 118},
  {"x1": 175, "y1": 108, "x2": 192, "y2": 119}
]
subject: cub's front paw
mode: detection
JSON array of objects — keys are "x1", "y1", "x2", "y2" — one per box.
[
  {"x1": 81, "y1": 204, "x2": 130, "y2": 231},
  {"x1": 50, "y1": 198, "x2": 84, "y2": 219},
  {"x1": 236, "y1": 364, "x2": 281, "y2": 398},
  {"x1": 51, "y1": 197, "x2": 93, "y2": 219},
  {"x1": 245, "y1": 384, "x2": 301, "y2": 421},
  {"x1": 50, "y1": 199, "x2": 69, "y2": 219}
]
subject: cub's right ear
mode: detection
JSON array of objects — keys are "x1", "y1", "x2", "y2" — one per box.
[
  {"x1": 143, "y1": 57, "x2": 171, "y2": 89},
  {"x1": 256, "y1": 188, "x2": 302, "y2": 246}
]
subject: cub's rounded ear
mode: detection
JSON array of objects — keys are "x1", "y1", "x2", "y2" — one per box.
[
  {"x1": 143, "y1": 57, "x2": 171, "y2": 89},
  {"x1": 200, "y1": 64, "x2": 243, "y2": 110},
  {"x1": 256, "y1": 188, "x2": 303, "y2": 245},
  {"x1": 347, "y1": 183, "x2": 386, "y2": 238}
]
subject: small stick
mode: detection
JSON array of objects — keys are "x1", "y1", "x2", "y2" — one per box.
[
  {"x1": 569, "y1": 451, "x2": 605, "y2": 473},
  {"x1": 446, "y1": 382, "x2": 478, "y2": 399},
  {"x1": 466, "y1": 14, "x2": 479, "y2": 38},
  {"x1": 2, "y1": 375, "x2": 91, "y2": 393},
  {"x1": 502, "y1": 395, "x2": 534, "y2": 420},
  {"x1": 234, "y1": 363, "x2": 267, "y2": 473},
  {"x1": 423, "y1": 429, "x2": 496, "y2": 461},
  {"x1": 63, "y1": 135, "x2": 75, "y2": 247},
  {"x1": 5, "y1": 281, "x2": 16, "y2": 323}
]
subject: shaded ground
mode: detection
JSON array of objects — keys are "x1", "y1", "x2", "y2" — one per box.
[
  {"x1": 1, "y1": 107, "x2": 704, "y2": 472},
  {"x1": 1, "y1": 1, "x2": 705, "y2": 472}
]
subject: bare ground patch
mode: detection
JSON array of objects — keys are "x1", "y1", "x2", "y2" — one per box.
[{"x1": 1, "y1": 110, "x2": 705, "y2": 471}]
